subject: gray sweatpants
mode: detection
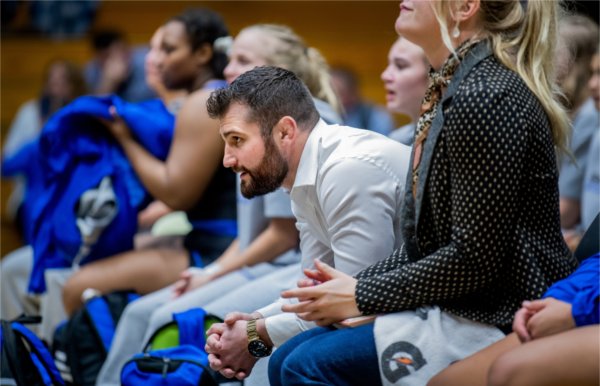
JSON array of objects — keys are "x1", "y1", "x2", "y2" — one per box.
[
  {"x1": 96, "y1": 263, "x2": 300, "y2": 386},
  {"x1": 0, "y1": 246, "x2": 71, "y2": 342},
  {"x1": 1, "y1": 246, "x2": 38, "y2": 322}
]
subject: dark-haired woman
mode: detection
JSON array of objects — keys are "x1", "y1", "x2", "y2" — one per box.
[{"x1": 62, "y1": 8, "x2": 236, "y2": 315}]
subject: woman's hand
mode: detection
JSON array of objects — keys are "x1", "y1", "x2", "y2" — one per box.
[
  {"x1": 513, "y1": 298, "x2": 575, "y2": 342},
  {"x1": 104, "y1": 106, "x2": 133, "y2": 142},
  {"x1": 526, "y1": 298, "x2": 575, "y2": 340},
  {"x1": 138, "y1": 200, "x2": 173, "y2": 229},
  {"x1": 281, "y1": 260, "x2": 361, "y2": 326}
]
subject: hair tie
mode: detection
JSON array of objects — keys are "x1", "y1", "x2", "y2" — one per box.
[{"x1": 213, "y1": 36, "x2": 233, "y2": 55}]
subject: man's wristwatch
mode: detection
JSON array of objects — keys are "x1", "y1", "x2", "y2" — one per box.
[{"x1": 246, "y1": 318, "x2": 272, "y2": 358}]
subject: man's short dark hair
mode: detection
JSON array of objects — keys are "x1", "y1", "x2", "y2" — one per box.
[{"x1": 206, "y1": 66, "x2": 320, "y2": 138}]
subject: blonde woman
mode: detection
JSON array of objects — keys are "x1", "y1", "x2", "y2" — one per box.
[
  {"x1": 381, "y1": 36, "x2": 429, "y2": 145},
  {"x1": 269, "y1": 1, "x2": 577, "y2": 385}
]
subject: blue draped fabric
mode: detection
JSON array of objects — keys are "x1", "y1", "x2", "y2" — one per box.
[{"x1": 2, "y1": 96, "x2": 175, "y2": 293}]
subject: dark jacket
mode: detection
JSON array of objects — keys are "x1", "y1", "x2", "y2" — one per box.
[{"x1": 356, "y1": 41, "x2": 577, "y2": 326}]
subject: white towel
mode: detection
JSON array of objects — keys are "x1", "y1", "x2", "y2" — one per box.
[{"x1": 374, "y1": 306, "x2": 504, "y2": 385}]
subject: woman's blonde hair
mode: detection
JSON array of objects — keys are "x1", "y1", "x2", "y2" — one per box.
[
  {"x1": 431, "y1": 0, "x2": 570, "y2": 153},
  {"x1": 241, "y1": 24, "x2": 341, "y2": 115}
]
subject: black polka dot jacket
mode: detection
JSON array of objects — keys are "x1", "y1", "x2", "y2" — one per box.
[{"x1": 355, "y1": 41, "x2": 578, "y2": 327}]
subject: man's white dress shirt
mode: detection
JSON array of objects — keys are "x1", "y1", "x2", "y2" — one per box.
[{"x1": 257, "y1": 120, "x2": 411, "y2": 346}]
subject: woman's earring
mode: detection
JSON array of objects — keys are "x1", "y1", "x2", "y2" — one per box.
[{"x1": 452, "y1": 23, "x2": 460, "y2": 38}]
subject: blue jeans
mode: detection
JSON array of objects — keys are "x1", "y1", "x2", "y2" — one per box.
[{"x1": 268, "y1": 324, "x2": 382, "y2": 386}]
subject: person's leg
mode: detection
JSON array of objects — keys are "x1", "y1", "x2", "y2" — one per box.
[
  {"x1": 0, "y1": 246, "x2": 39, "y2": 321},
  {"x1": 271, "y1": 324, "x2": 381, "y2": 386},
  {"x1": 488, "y1": 325, "x2": 600, "y2": 386},
  {"x1": 62, "y1": 247, "x2": 189, "y2": 315},
  {"x1": 427, "y1": 333, "x2": 520, "y2": 386},
  {"x1": 95, "y1": 286, "x2": 172, "y2": 386},
  {"x1": 268, "y1": 327, "x2": 333, "y2": 386},
  {"x1": 140, "y1": 266, "x2": 276, "y2": 343},
  {"x1": 39, "y1": 268, "x2": 73, "y2": 343},
  {"x1": 204, "y1": 263, "x2": 300, "y2": 318}
]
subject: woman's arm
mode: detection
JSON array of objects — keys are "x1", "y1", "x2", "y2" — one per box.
[
  {"x1": 108, "y1": 89, "x2": 224, "y2": 210},
  {"x1": 355, "y1": 86, "x2": 532, "y2": 315}
]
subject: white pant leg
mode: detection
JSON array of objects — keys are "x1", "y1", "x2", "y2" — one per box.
[
  {"x1": 143, "y1": 263, "x2": 279, "y2": 343},
  {"x1": 95, "y1": 285, "x2": 172, "y2": 386},
  {"x1": 204, "y1": 263, "x2": 301, "y2": 318},
  {"x1": 1, "y1": 246, "x2": 40, "y2": 323},
  {"x1": 205, "y1": 264, "x2": 300, "y2": 386},
  {"x1": 39, "y1": 268, "x2": 72, "y2": 343},
  {"x1": 244, "y1": 355, "x2": 271, "y2": 386}
]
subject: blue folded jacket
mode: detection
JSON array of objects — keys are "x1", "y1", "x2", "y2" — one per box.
[{"x1": 2, "y1": 95, "x2": 175, "y2": 293}]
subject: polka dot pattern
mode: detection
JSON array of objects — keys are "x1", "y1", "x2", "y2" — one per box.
[{"x1": 355, "y1": 56, "x2": 578, "y2": 326}]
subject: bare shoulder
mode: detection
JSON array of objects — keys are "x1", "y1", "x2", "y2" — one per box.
[
  {"x1": 183, "y1": 89, "x2": 212, "y2": 110},
  {"x1": 176, "y1": 88, "x2": 217, "y2": 130}
]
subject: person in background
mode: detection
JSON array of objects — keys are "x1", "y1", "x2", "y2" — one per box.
[
  {"x1": 84, "y1": 28, "x2": 156, "y2": 102},
  {"x1": 268, "y1": 0, "x2": 577, "y2": 384},
  {"x1": 429, "y1": 254, "x2": 599, "y2": 386},
  {"x1": 581, "y1": 49, "x2": 600, "y2": 232},
  {"x1": 331, "y1": 66, "x2": 396, "y2": 135},
  {"x1": 62, "y1": 8, "x2": 236, "y2": 315},
  {"x1": 132, "y1": 26, "x2": 189, "y2": 247},
  {"x1": 555, "y1": 15, "x2": 599, "y2": 246},
  {"x1": 3, "y1": 59, "x2": 86, "y2": 234},
  {"x1": 381, "y1": 36, "x2": 429, "y2": 145}
]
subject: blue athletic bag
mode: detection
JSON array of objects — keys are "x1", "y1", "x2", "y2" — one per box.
[
  {"x1": 52, "y1": 290, "x2": 139, "y2": 385},
  {"x1": 1, "y1": 315, "x2": 65, "y2": 386},
  {"x1": 121, "y1": 308, "x2": 220, "y2": 386}
]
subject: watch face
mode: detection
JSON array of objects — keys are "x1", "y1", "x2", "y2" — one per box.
[{"x1": 248, "y1": 340, "x2": 272, "y2": 358}]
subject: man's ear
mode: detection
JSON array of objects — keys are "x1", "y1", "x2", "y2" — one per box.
[
  {"x1": 194, "y1": 43, "x2": 212, "y2": 66},
  {"x1": 274, "y1": 116, "x2": 298, "y2": 144}
]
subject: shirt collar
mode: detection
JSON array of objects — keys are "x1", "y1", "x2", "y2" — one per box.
[{"x1": 291, "y1": 119, "x2": 328, "y2": 191}]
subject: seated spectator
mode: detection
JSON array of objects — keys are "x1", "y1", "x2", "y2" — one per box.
[
  {"x1": 581, "y1": 50, "x2": 600, "y2": 232},
  {"x1": 556, "y1": 15, "x2": 599, "y2": 244},
  {"x1": 1, "y1": 19, "x2": 195, "y2": 341},
  {"x1": 130, "y1": 26, "x2": 188, "y2": 251},
  {"x1": 3, "y1": 59, "x2": 85, "y2": 233},
  {"x1": 331, "y1": 66, "x2": 395, "y2": 135},
  {"x1": 266, "y1": 1, "x2": 577, "y2": 385},
  {"x1": 204, "y1": 66, "x2": 411, "y2": 383},
  {"x1": 0, "y1": 10, "x2": 235, "y2": 344},
  {"x1": 381, "y1": 36, "x2": 429, "y2": 145},
  {"x1": 428, "y1": 251, "x2": 599, "y2": 386},
  {"x1": 84, "y1": 28, "x2": 156, "y2": 102},
  {"x1": 61, "y1": 8, "x2": 236, "y2": 316}
]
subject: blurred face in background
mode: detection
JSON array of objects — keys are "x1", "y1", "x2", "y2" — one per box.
[
  {"x1": 45, "y1": 62, "x2": 74, "y2": 101},
  {"x1": 145, "y1": 27, "x2": 167, "y2": 92},
  {"x1": 157, "y1": 20, "x2": 200, "y2": 90},
  {"x1": 381, "y1": 37, "x2": 429, "y2": 121},
  {"x1": 223, "y1": 28, "x2": 271, "y2": 84},
  {"x1": 590, "y1": 53, "x2": 600, "y2": 110}
]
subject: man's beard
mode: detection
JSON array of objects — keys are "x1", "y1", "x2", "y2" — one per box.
[{"x1": 239, "y1": 137, "x2": 288, "y2": 198}]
